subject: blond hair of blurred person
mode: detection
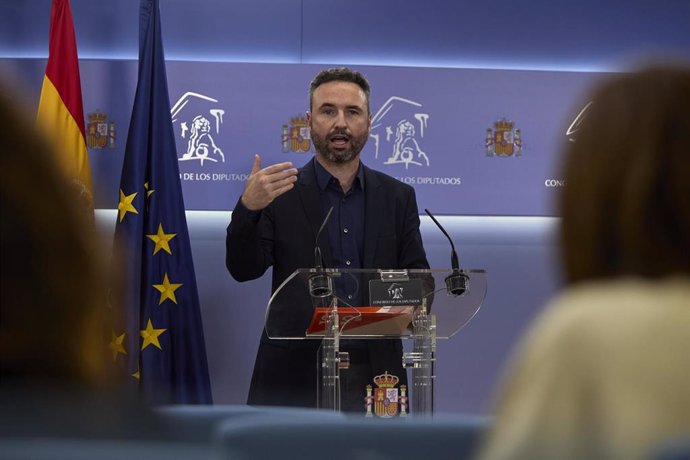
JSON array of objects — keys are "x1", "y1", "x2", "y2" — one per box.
[{"x1": 477, "y1": 65, "x2": 690, "y2": 460}]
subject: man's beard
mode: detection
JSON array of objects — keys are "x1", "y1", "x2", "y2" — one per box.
[{"x1": 311, "y1": 128, "x2": 368, "y2": 164}]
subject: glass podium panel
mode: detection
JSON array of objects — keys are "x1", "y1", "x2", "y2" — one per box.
[
  {"x1": 264, "y1": 268, "x2": 487, "y2": 416},
  {"x1": 266, "y1": 268, "x2": 486, "y2": 340}
]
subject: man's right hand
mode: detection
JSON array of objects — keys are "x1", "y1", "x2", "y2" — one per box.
[{"x1": 240, "y1": 154, "x2": 298, "y2": 211}]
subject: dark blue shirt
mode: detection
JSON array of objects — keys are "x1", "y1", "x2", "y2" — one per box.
[{"x1": 314, "y1": 160, "x2": 365, "y2": 306}]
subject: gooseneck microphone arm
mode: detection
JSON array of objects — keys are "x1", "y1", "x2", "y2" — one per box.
[
  {"x1": 424, "y1": 208, "x2": 468, "y2": 297},
  {"x1": 425, "y1": 208, "x2": 459, "y2": 269},
  {"x1": 314, "y1": 206, "x2": 334, "y2": 269},
  {"x1": 310, "y1": 206, "x2": 335, "y2": 298}
]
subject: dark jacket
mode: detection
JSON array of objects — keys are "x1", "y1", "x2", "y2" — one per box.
[{"x1": 226, "y1": 157, "x2": 429, "y2": 408}]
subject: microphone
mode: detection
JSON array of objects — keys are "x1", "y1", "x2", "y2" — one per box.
[
  {"x1": 309, "y1": 206, "x2": 334, "y2": 298},
  {"x1": 424, "y1": 208, "x2": 468, "y2": 297}
]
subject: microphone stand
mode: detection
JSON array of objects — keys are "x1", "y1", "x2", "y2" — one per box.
[{"x1": 425, "y1": 209, "x2": 469, "y2": 297}]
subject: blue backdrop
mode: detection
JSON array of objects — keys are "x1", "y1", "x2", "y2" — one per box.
[{"x1": 1, "y1": 59, "x2": 600, "y2": 215}]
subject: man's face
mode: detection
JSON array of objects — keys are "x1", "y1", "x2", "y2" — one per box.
[{"x1": 308, "y1": 81, "x2": 371, "y2": 164}]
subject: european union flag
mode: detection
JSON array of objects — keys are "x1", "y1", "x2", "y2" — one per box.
[{"x1": 111, "y1": 0, "x2": 212, "y2": 404}]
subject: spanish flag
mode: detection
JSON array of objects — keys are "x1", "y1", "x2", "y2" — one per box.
[{"x1": 36, "y1": 0, "x2": 92, "y2": 202}]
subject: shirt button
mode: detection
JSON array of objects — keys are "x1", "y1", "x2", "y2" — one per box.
[
  {"x1": 348, "y1": 295, "x2": 353, "y2": 300},
  {"x1": 346, "y1": 260, "x2": 351, "y2": 266},
  {"x1": 343, "y1": 228, "x2": 349, "y2": 234}
]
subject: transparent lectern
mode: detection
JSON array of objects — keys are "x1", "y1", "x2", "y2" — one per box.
[{"x1": 265, "y1": 267, "x2": 487, "y2": 416}]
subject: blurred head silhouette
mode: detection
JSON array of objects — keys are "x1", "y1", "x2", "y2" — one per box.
[
  {"x1": 0, "y1": 91, "x2": 111, "y2": 388},
  {"x1": 478, "y1": 63, "x2": 690, "y2": 460},
  {"x1": 559, "y1": 64, "x2": 690, "y2": 284}
]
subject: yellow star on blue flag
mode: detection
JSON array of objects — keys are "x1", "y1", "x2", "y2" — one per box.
[
  {"x1": 140, "y1": 319, "x2": 166, "y2": 350},
  {"x1": 146, "y1": 223, "x2": 176, "y2": 255},
  {"x1": 152, "y1": 273, "x2": 183, "y2": 305},
  {"x1": 117, "y1": 190, "x2": 138, "y2": 222}
]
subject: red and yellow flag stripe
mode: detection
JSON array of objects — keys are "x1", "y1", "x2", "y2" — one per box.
[{"x1": 36, "y1": 0, "x2": 92, "y2": 198}]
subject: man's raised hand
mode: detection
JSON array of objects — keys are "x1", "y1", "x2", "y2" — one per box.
[{"x1": 240, "y1": 154, "x2": 298, "y2": 211}]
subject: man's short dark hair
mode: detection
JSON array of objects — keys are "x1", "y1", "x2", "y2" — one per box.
[{"x1": 309, "y1": 67, "x2": 371, "y2": 113}]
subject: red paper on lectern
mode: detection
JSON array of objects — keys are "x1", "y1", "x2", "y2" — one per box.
[{"x1": 305, "y1": 306, "x2": 415, "y2": 337}]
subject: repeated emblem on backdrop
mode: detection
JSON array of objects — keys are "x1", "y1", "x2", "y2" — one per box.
[
  {"x1": 86, "y1": 111, "x2": 116, "y2": 149},
  {"x1": 486, "y1": 118, "x2": 522, "y2": 157},
  {"x1": 565, "y1": 101, "x2": 592, "y2": 142},
  {"x1": 171, "y1": 92, "x2": 227, "y2": 166},
  {"x1": 370, "y1": 97, "x2": 430, "y2": 169},
  {"x1": 281, "y1": 115, "x2": 312, "y2": 153},
  {"x1": 365, "y1": 371, "x2": 408, "y2": 418}
]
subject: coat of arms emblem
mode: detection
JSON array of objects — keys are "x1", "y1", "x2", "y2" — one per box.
[
  {"x1": 86, "y1": 111, "x2": 115, "y2": 149},
  {"x1": 365, "y1": 371, "x2": 408, "y2": 418},
  {"x1": 486, "y1": 118, "x2": 522, "y2": 157},
  {"x1": 281, "y1": 115, "x2": 312, "y2": 153}
]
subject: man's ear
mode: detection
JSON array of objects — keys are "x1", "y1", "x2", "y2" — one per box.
[{"x1": 306, "y1": 111, "x2": 312, "y2": 128}]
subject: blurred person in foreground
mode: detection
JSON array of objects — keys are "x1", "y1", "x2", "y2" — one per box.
[
  {"x1": 476, "y1": 65, "x2": 690, "y2": 460},
  {"x1": 0, "y1": 91, "x2": 164, "y2": 441}
]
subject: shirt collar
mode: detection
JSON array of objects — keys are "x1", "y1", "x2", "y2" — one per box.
[{"x1": 313, "y1": 158, "x2": 365, "y2": 192}]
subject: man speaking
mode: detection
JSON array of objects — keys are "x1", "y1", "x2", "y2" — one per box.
[{"x1": 226, "y1": 67, "x2": 429, "y2": 413}]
